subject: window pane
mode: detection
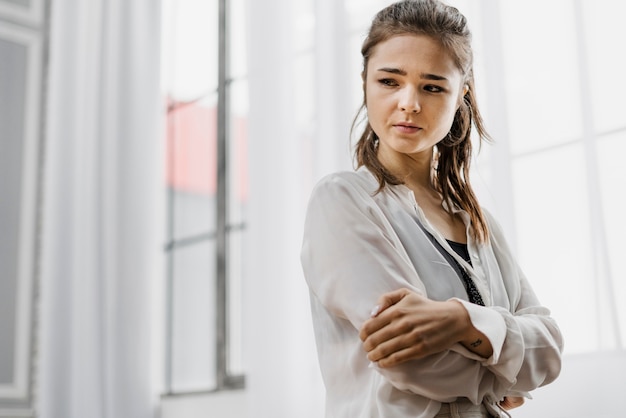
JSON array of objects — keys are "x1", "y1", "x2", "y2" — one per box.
[
  {"x1": 228, "y1": 0, "x2": 247, "y2": 79},
  {"x1": 501, "y1": 0, "x2": 582, "y2": 154},
  {"x1": 162, "y1": 0, "x2": 219, "y2": 101},
  {"x1": 293, "y1": 0, "x2": 314, "y2": 53},
  {"x1": 226, "y1": 229, "x2": 245, "y2": 376},
  {"x1": 226, "y1": 78, "x2": 248, "y2": 377},
  {"x1": 582, "y1": 0, "x2": 626, "y2": 133},
  {"x1": 471, "y1": 144, "x2": 497, "y2": 215},
  {"x1": 597, "y1": 132, "x2": 626, "y2": 347},
  {"x1": 294, "y1": 52, "x2": 315, "y2": 135},
  {"x1": 167, "y1": 94, "x2": 217, "y2": 241},
  {"x1": 512, "y1": 144, "x2": 595, "y2": 353},
  {"x1": 0, "y1": 37, "x2": 26, "y2": 384},
  {"x1": 226, "y1": 79, "x2": 248, "y2": 238},
  {"x1": 345, "y1": 0, "x2": 388, "y2": 32},
  {"x1": 171, "y1": 241, "x2": 217, "y2": 392}
]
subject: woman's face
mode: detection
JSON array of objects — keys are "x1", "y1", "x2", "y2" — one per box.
[{"x1": 365, "y1": 34, "x2": 466, "y2": 166}]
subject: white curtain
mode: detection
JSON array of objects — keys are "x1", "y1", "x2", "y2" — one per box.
[
  {"x1": 242, "y1": 0, "x2": 351, "y2": 416},
  {"x1": 39, "y1": 1, "x2": 163, "y2": 417}
]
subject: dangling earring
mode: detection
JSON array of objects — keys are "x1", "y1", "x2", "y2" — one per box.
[
  {"x1": 430, "y1": 146, "x2": 439, "y2": 185},
  {"x1": 367, "y1": 129, "x2": 379, "y2": 147}
]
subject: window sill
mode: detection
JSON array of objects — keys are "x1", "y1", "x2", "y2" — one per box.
[{"x1": 161, "y1": 389, "x2": 246, "y2": 418}]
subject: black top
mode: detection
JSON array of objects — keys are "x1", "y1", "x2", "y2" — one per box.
[
  {"x1": 446, "y1": 240, "x2": 472, "y2": 265},
  {"x1": 446, "y1": 240, "x2": 484, "y2": 306}
]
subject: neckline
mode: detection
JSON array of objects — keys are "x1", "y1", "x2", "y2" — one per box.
[{"x1": 446, "y1": 239, "x2": 468, "y2": 246}]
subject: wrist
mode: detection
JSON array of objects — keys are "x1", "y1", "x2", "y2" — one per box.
[
  {"x1": 447, "y1": 299, "x2": 473, "y2": 343},
  {"x1": 450, "y1": 299, "x2": 493, "y2": 358}
]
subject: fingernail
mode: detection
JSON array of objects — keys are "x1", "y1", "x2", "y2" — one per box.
[{"x1": 370, "y1": 305, "x2": 380, "y2": 317}]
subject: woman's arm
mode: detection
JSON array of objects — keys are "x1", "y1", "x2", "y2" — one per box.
[
  {"x1": 359, "y1": 289, "x2": 529, "y2": 410},
  {"x1": 302, "y1": 175, "x2": 511, "y2": 403},
  {"x1": 356, "y1": 209, "x2": 564, "y2": 396},
  {"x1": 483, "y1": 210, "x2": 564, "y2": 391},
  {"x1": 360, "y1": 288, "x2": 494, "y2": 365}
]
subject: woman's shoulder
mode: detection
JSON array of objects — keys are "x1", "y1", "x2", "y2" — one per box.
[
  {"x1": 310, "y1": 167, "x2": 378, "y2": 199},
  {"x1": 481, "y1": 208, "x2": 503, "y2": 233},
  {"x1": 304, "y1": 168, "x2": 393, "y2": 230}
]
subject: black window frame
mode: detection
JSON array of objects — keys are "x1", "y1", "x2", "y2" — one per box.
[{"x1": 163, "y1": 0, "x2": 245, "y2": 395}]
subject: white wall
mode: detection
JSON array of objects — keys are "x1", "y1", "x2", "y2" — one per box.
[{"x1": 516, "y1": 351, "x2": 626, "y2": 418}]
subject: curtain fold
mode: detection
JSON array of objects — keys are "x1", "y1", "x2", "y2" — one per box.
[
  {"x1": 39, "y1": 1, "x2": 163, "y2": 417},
  {"x1": 243, "y1": 0, "x2": 355, "y2": 416}
]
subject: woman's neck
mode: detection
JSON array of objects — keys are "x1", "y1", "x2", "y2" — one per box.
[{"x1": 377, "y1": 147, "x2": 434, "y2": 190}]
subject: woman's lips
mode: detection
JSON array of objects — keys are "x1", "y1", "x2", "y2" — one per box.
[{"x1": 394, "y1": 123, "x2": 421, "y2": 134}]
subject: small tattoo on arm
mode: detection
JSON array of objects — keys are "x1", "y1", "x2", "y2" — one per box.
[{"x1": 470, "y1": 338, "x2": 483, "y2": 348}]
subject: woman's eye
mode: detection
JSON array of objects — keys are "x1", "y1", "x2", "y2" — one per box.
[
  {"x1": 424, "y1": 85, "x2": 444, "y2": 93},
  {"x1": 378, "y1": 78, "x2": 398, "y2": 87}
]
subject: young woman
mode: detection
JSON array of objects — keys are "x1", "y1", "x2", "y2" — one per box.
[{"x1": 300, "y1": 1, "x2": 563, "y2": 417}]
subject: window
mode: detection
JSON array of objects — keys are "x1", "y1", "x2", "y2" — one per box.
[
  {"x1": 0, "y1": 8, "x2": 45, "y2": 416},
  {"x1": 161, "y1": 0, "x2": 248, "y2": 393},
  {"x1": 476, "y1": 0, "x2": 626, "y2": 354}
]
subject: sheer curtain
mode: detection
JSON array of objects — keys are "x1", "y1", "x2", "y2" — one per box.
[
  {"x1": 243, "y1": 0, "x2": 356, "y2": 416},
  {"x1": 38, "y1": 1, "x2": 163, "y2": 417}
]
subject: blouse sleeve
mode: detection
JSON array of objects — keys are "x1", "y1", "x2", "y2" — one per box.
[
  {"x1": 466, "y1": 210, "x2": 564, "y2": 395},
  {"x1": 301, "y1": 174, "x2": 513, "y2": 403},
  {"x1": 301, "y1": 174, "x2": 427, "y2": 328}
]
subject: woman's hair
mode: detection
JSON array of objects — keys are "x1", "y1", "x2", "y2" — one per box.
[{"x1": 353, "y1": 0, "x2": 491, "y2": 242}]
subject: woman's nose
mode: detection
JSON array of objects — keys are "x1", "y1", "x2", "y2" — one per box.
[{"x1": 399, "y1": 88, "x2": 420, "y2": 113}]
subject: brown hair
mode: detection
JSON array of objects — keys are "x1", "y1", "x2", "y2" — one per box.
[{"x1": 353, "y1": 0, "x2": 491, "y2": 242}]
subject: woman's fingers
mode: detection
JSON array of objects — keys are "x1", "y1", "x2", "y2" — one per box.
[
  {"x1": 371, "y1": 288, "x2": 413, "y2": 317},
  {"x1": 359, "y1": 288, "x2": 415, "y2": 341},
  {"x1": 360, "y1": 291, "x2": 469, "y2": 366},
  {"x1": 371, "y1": 344, "x2": 423, "y2": 368},
  {"x1": 500, "y1": 396, "x2": 525, "y2": 410},
  {"x1": 362, "y1": 315, "x2": 416, "y2": 355},
  {"x1": 364, "y1": 327, "x2": 431, "y2": 364}
]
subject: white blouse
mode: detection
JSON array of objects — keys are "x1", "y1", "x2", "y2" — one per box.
[{"x1": 300, "y1": 167, "x2": 563, "y2": 418}]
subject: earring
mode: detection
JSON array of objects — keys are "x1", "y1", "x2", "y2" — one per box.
[{"x1": 431, "y1": 146, "x2": 439, "y2": 170}]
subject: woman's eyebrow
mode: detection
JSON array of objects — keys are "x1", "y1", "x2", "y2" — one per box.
[
  {"x1": 420, "y1": 72, "x2": 448, "y2": 81},
  {"x1": 376, "y1": 67, "x2": 407, "y2": 75},
  {"x1": 376, "y1": 67, "x2": 448, "y2": 81}
]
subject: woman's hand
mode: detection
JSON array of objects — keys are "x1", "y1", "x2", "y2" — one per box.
[
  {"x1": 499, "y1": 396, "x2": 525, "y2": 410},
  {"x1": 359, "y1": 288, "x2": 493, "y2": 367}
]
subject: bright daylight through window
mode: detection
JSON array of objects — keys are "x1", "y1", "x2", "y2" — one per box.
[{"x1": 161, "y1": 0, "x2": 248, "y2": 394}]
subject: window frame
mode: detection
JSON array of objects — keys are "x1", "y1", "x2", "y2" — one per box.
[{"x1": 163, "y1": 0, "x2": 245, "y2": 395}]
